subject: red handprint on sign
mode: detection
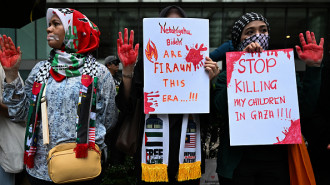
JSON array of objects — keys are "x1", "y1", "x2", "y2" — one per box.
[{"x1": 185, "y1": 43, "x2": 207, "y2": 71}]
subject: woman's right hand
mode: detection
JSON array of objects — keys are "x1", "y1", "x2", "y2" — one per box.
[
  {"x1": 117, "y1": 28, "x2": 139, "y2": 76},
  {"x1": 0, "y1": 35, "x2": 21, "y2": 82},
  {"x1": 243, "y1": 42, "x2": 264, "y2": 53}
]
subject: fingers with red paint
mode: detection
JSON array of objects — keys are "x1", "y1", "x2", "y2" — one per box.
[
  {"x1": 129, "y1": 29, "x2": 134, "y2": 47},
  {"x1": 0, "y1": 35, "x2": 21, "y2": 68},
  {"x1": 204, "y1": 57, "x2": 220, "y2": 81},
  {"x1": 310, "y1": 32, "x2": 317, "y2": 44},
  {"x1": 124, "y1": 28, "x2": 128, "y2": 44},
  {"x1": 117, "y1": 28, "x2": 139, "y2": 67},
  {"x1": 306, "y1": 31, "x2": 312, "y2": 44},
  {"x1": 298, "y1": 33, "x2": 307, "y2": 46},
  {"x1": 295, "y1": 31, "x2": 323, "y2": 67},
  {"x1": 0, "y1": 35, "x2": 21, "y2": 83}
]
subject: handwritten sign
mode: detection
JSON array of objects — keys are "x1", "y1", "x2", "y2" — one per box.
[
  {"x1": 143, "y1": 18, "x2": 209, "y2": 114},
  {"x1": 226, "y1": 49, "x2": 302, "y2": 146}
]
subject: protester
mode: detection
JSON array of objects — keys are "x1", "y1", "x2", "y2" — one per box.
[
  {"x1": 105, "y1": 55, "x2": 121, "y2": 87},
  {"x1": 0, "y1": 63, "x2": 25, "y2": 185},
  {"x1": 115, "y1": 5, "x2": 219, "y2": 185},
  {"x1": 212, "y1": 12, "x2": 324, "y2": 185},
  {"x1": 0, "y1": 8, "x2": 117, "y2": 185},
  {"x1": 301, "y1": 60, "x2": 330, "y2": 185}
]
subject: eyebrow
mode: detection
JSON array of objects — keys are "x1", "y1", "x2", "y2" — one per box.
[
  {"x1": 243, "y1": 27, "x2": 255, "y2": 33},
  {"x1": 244, "y1": 24, "x2": 267, "y2": 32}
]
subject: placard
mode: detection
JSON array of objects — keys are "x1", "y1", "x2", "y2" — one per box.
[
  {"x1": 226, "y1": 49, "x2": 302, "y2": 146},
  {"x1": 143, "y1": 18, "x2": 209, "y2": 114}
]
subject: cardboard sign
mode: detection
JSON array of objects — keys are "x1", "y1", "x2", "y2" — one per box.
[
  {"x1": 143, "y1": 18, "x2": 209, "y2": 114},
  {"x1": 200, "y1": 159, "x2": 220, "y2": 185},
  {"x1": 226, "y1": 49, "x2": 302, "y2": 146}
]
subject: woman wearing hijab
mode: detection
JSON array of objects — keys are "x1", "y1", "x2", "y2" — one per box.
[
  {"x1": 0, "y1": 8, "x2": 118, "y2": 185},
  {"x1": 115, "y1": 5, "x2": 219, "y2": 185},
  {"x1": 213, "y1": 12, "x2": 324, "y2": 185}
]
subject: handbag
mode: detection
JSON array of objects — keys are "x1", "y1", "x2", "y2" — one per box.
[
  {"x1": 47, "y1": 143, "x2": 102, "y2": 184},
  {"x1": 0, "y1": 118, "x2": 25, "y2": 173},
  {"x1": 115, "y1": 98, "x2": 142, "y2": 156},
  {"x1": 41, "y1": 83, "x2": 101, "y2": 184},
  {"x1": 0, "y1": 68, "x2": 25, "y2": 173}
]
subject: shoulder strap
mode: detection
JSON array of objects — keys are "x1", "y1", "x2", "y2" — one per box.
[{"x1": 41, "y1": 82, "x2": 49, "y2": 145}]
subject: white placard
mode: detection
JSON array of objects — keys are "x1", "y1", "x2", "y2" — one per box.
[
  {"x1": 226, "y1": 49, "x2": 302, "y2": 146},
  {"x1": 143, "y1": 18, "x2": 209, "y2": 114}
]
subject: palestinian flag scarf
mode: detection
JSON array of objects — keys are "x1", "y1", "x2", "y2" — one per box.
[
  {"x1": 141, "y1": 114, "x2": 201, "y2": 182},
  {"x1": 24, "y1": 7, "x2": 101, "y2": 168},
  {"x1": 24, "y1": 55, "x2": 99, "y2": 168}
]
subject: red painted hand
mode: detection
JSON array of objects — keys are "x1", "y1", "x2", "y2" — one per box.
[
  {"x1": 0, "y1": 35, "x2": 21, "y2": 68},
  {"x1": 295, "y1": 31, "x2": 324, "y2": 67},
  {"x1": 117, "y1": 28, "x2": 139, "y2": 67}
]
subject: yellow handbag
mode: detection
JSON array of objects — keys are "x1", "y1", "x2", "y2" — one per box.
[
  {"x1": 47, "y1": 142, "x2": 102, "y2": 184},
  {"x1": 42, "y1": 83, "x2": 102, "y2": 184}
]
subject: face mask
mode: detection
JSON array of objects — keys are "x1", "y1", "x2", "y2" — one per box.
[{"x1": 237, "y1": 34, "x2": 270, "y2": 51}]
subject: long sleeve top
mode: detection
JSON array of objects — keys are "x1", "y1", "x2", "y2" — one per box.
[
  {"x1": 209, "y1": 40, "x2": 234, "y2": 62},
  {"x1": 2, "y1": 60, "x2": 118, "y2": 181}
]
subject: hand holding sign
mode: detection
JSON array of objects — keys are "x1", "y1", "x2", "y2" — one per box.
[
  {"x1": 243, "y1": 42, "x2": 264, "y2": 53},
  {"x1": 117, "y1": 28, "x2": 139, "y2": 67},
  {"x1": 204, "y1": 57, "x2": 220, "y2": 80},
  {"x1": 0, "y1": 35, "x2": 21, "y2": 83},
  {"x1": 295, "y1": 31, "x2": 324, "y2": 67}
]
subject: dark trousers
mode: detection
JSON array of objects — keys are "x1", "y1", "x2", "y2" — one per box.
[
  {"x1": 27, "y1": 173, "x2": 103, "y2": 185},
  {"x1": 218, "y1": 158, "x2": 290, "y2": 185},
  {"x1": 218, "y1": 175, "x2": 232, "y2": 185},
  {"x1": 314, "y1": 169, "x2": 330, "y2": 185}
]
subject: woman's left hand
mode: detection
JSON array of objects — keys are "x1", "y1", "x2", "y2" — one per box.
[
  {"x1": 204, "y1": 57, "x2": 220, "y2": 81},
  {"x1": 295, "y1": 31, "x2": 324, "y2": 67}
]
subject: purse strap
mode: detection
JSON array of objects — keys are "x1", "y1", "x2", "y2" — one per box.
[{"x1": 41, "y1": 82, "x2": 49, "y2": 145}]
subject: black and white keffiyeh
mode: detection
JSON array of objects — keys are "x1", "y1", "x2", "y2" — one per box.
[
  {"x1": 231, "y1": 12, "x2": 270, "y2": 50},
  {"x1": 237, "y1": 34, "x2": 270, "y2": 51}
]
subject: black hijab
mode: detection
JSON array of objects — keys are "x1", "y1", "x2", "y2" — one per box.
[{"x1": 159, "y1": 5, "x2": 187, "y2": 18}]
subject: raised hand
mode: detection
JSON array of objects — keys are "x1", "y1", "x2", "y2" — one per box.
[
  {"x1": 0, "y1": 35, "x2": 21, "y2": 68},
  {"x1": 0, "y1": 35, "x2": 21, "y2": 83},
  {"x1": 117, "y1": 28, "x2": 139, "y2": 67},
  {"x1": 295, "y1": 31, "x2": 324, "y2": 67}
]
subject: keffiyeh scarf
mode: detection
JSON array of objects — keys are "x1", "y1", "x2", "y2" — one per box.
[
  {"x1": 237, "y1": 34, "x2": 270, "y2": 51},
  {"x1": 24, "y1": 8, "x2": 101, "y2": 168}
]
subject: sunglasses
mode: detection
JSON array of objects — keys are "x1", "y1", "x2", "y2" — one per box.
[{"x1": 112, "y1": 60, "x2": 120, "y2": 65}]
